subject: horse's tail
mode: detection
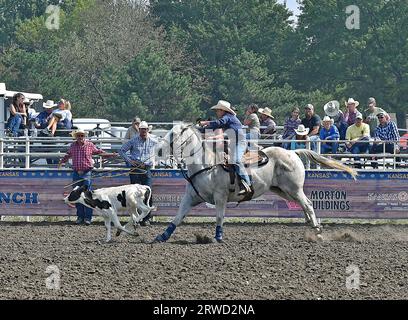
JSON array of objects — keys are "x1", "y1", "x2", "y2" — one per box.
[{"x1": 294, "y1": 149, "x2": 358, "y2": 180}]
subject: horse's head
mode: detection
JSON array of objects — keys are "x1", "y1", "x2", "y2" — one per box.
[{"x1": 162, "y1": 123, "x2": 203, "y2": 164}]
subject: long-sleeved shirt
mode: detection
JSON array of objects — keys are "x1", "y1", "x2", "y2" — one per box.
[
  {"x1": 374, "y1": 121, "x2": 400, "y2": 143},
  {"x1": 119, "y1": 135, "x2": 158, "y2": 167},
  {"x1": 344, "y1": 110, "x2": 362, "y2": 126},
  {"x1": 207, "y1": 113, "x2": 245, "y2": 141},
  {"x1": 60, "y1": 140, "x2": 105, "y2": 171},
  {"x1": 282, "y1": 117, "x2": 301, "y2": 139},
  {"x1": 319, "y1": 125, "x2": 340, "y2": 141}
]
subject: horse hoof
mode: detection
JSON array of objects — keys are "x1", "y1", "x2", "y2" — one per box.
[
  {"x1": 215, "y1": 237, "x2": 223, "y2": 243},
  {"x1": 151, "y1": 235, "x2": 166, "y2": 244},
  {"x1": 316, "y1": 234, "x2": 324, "y2": 242}
]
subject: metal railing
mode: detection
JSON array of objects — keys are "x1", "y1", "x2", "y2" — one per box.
[{"x1": 0, "y1": 133, "x2": 406, "y2": 170}]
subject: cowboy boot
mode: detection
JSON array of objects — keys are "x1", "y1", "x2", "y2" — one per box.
[{"x1": 238, "y1": 179, "x2": 251, "y2": 196}]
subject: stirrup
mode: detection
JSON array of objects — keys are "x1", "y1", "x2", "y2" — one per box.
[{"x1": 238, "y1": 180, "x2": 251, "y2": 195}]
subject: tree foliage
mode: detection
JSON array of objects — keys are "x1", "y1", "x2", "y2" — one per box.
[{"x1": 1, "y1": 0, "x2": 407, "y2": 125}]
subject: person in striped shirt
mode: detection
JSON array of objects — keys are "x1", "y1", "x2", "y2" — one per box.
[
  {"x1": 58, "y1": 129, "x2": 116, "y2": 225},
  {"x1": 370, "y1": 111, "x2": 400, "y2": 168}
]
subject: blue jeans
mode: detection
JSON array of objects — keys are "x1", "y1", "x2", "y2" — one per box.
[
  {"x1": 231, "y1": 141, "x2": 251, "y2": 185},
  {"x1": 72, "y1": 170, "x2": 93, "y2": 221},
  {"x1": 336, "y1": 122, "x2": 348, "y2": 141},
  {"x1": 6, "y1": 114, "x2": 23, "y2": 137},
  {"x1": 321, "y1": 141, "x2": 339, "y2": 154},
  {"x1": 129, "y1": 166, "x2": 152, "y2": 206},
  {"x1": 309, "y1": 135, "x2": 320, "y2": 151}
]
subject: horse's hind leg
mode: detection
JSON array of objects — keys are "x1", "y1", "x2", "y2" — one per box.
[
  {"x1": 285, "y1": 188, "x2": 321, "y2": 233},
  {"x1": 297, "y1": 189, "x2": 322, "y2": 233},
  {"x1": 270, "y1": 186, "x2": 312, "y2": 224}
]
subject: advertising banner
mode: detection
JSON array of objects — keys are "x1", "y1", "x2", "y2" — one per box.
[{"x1": 1, "y1": 169, "x2": 408, "y2": 218}]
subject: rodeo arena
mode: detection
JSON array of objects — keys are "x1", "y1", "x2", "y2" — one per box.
[{"x1": 1, "y1": 82, "x2": 408, "y2": 303}]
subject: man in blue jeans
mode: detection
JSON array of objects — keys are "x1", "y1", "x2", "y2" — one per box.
[
  {"x1": 345, "y1": 114, "x2": 370, "y2": 168},
  {"x1": 200, "y1": 100, "x2": 251, "y2": 196},
  {"x1": 119, "y1": 121, "x2": 158, "y2": 225},
  {"x1": 58, "y1": 129, "x2": 116, "y2": 225}
]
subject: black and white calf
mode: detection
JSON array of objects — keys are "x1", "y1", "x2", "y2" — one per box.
[{"x1": 64, "y1": 184, "x2": 154, "y2": 242}]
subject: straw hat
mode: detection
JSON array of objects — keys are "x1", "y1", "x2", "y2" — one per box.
[
  {"x1": 71, "y1": 129, "x2": 88, "y2": 138},
  {"x1": 324, "y1": 100, "x2": 340, "y2": 117},
  {"x1": 345, "y1": 98, "x2": 359, "y2": 107},
  {"x1": 294, "y1": 124, "x2": 309, "y2": 136},
  {"x1": 43, "y1": 100, "x2": 57, "y2": 109},
  {"x1": 210, "y1": 100, "x2": 236, "y2": 116},
  {"x1": 322, "y1": 116, "x2": 334, "y2": 125},
  {"x1": 258, "y1": 107, "x2": 275, "y2": 119}
]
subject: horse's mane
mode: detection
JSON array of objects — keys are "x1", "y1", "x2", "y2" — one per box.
[{"x1": 183, "y1": 125, "x2": 217, "y2": 166}]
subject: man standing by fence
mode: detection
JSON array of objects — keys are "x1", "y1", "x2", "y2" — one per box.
[
  {"x1": 119, "y1": 121, "x2": 158, "y2": 225},
  {"x1": 58, "y1": 129, "x2": 116, "y2": 225}
]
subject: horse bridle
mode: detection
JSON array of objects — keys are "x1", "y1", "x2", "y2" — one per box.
[{"x1": 168, "y1": 125, "x2": 214, "y2": 202}]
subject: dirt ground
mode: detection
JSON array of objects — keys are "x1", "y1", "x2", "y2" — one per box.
[{"x1": 0, "y1": 220, "x2": 407, "y2": 300}]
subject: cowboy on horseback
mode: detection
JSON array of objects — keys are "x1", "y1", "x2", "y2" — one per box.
[{"x1": 199, "y1": 100, "x2": 252, "y2": 196}]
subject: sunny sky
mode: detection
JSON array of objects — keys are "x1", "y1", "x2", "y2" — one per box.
[{"x1": 277, "y1": 0, "x2": 302, "y2": 17}]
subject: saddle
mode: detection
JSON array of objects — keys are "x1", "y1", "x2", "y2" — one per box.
[{"x1": 220, "y1": 150, "x2": 269, "y2": 203}]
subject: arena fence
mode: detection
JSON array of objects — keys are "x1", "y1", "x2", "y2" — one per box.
[{"x1": 1, "y1": 134, "x2": 408, "y2": 219}]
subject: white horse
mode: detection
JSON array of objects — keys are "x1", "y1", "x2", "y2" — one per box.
[{"x1": 153, "y1": 124, "x2": 357, "y2": 243}]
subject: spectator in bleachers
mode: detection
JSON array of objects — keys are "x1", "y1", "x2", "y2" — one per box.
[
  {"x1": 258, "y1": 107, "x2": 276, "y2": 139},
  {"x1": 343, "y1": 98, "x2": 362, "y2": 127},
  {"x1": 282, "y1": 106, "x2": 301, "y2": 149},
  {"x1": 42, "y1": 99, "x2": 73, "y2": 136},
  {"x1": 125, "y1": 116, "x2": 141, "y2": 140},
  {"x1": 363, "y1": 97, "x2": 387, "y2": 137},
  {"x1": 319, "y1": 116, "x2": 340, "y2": 154},
  {"x1": 301, "y1": 104, "x2": 321, "y2": 151},
  {"x1": 370, "y1": 111, "x2": 400, "y2": 168},
  {"x1": 324, "y1": 100, "x2": 347, "y2": 141},
  {"x1": 35, "y1": 100, "x2": 56, "y2": 130},
  {"x1": 345, "y1": 114, "x2": 370, "y2": 168},
  {"x1": 24, "y1": 98, "x2": 37, "y2": 120},
  {"x1": 290, "y1": 124, "x2": 310, "y2": 150},
  {"x1": 6, "y1": 93, "x2": 27, "y2": 137},
  {"x1": 244, "y1": 103, "x2": 261, "y2": 150}
]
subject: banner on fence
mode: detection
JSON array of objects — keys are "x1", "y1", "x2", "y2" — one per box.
[{"x1": 1, "y1": 169, "x2": 408, "y2": 218}]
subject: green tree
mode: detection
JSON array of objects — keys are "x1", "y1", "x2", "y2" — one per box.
[{"x1": 109, "y1": 47, "x2": 202, "y2": 122}]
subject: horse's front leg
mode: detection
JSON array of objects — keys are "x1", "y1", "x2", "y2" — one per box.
[
  {"x1": 153, "y1": 190, "x2": 202, "y2": 243},
  {"x1": 214, "y1": 194, "x2": 228, "y2": 243}
]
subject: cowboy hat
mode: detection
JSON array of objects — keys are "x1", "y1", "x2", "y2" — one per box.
[
  {"x1": 324, "y1": 100, "x2": 340, "y2": 117},
  {"x1": 43, "y1": 100, "x2": 57, "y2": 109},
  {"x1": 322, "y1": 116, "x2": 334, "y2": 124},
  {"x1": 294, "y1": 124, "x2": 309, "y2": 136},
  {"x1": 258, "y1": 107, "x2": 275, "y2": 119},
  {"x1": 210, "y1": 100, "x2": 236, "y2": 116},
  {"x1": 71, "y1": 129, "x2": 88, "y2": 138},
  {"x1": 345, "y1": 98, "x2": 359, "y2": 107},
  {"x1": 139, "y1": 121, "x2": 150, "y2": 130}
]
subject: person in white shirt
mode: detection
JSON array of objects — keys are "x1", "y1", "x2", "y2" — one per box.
[{"x1": 42, "y1": 99, "x2": 73, "y2": 136}]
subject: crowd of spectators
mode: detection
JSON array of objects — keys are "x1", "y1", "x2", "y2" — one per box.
[
  {"x1": 4, "y1": 94, "x2": 403, "y2": 168},
  {"x1": 237, "y1": 97, "x2": 402, "y2": 168}
]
